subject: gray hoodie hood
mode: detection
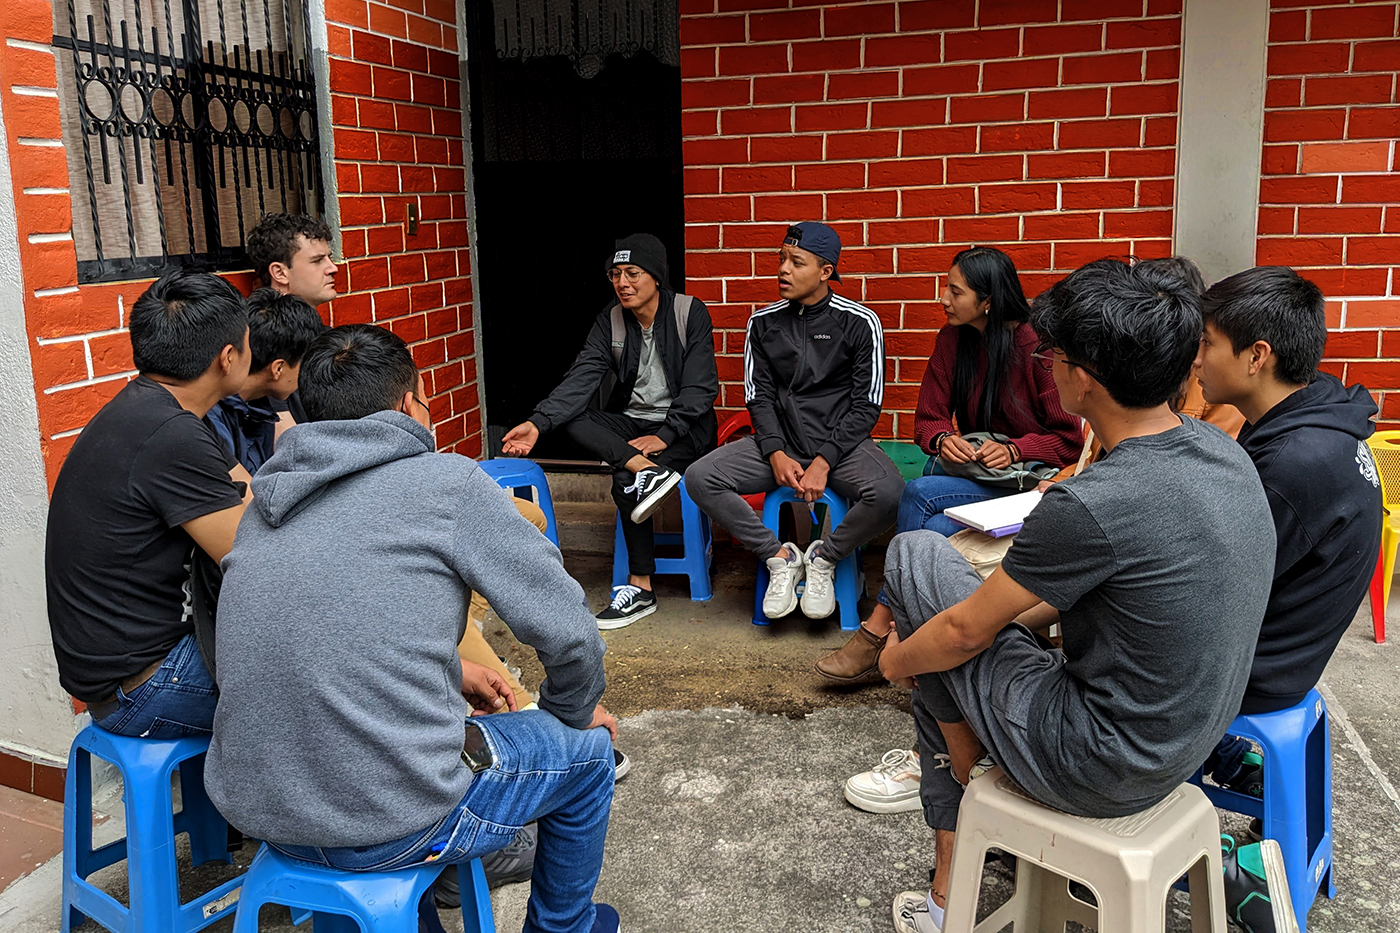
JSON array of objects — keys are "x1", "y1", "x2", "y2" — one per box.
[{"x1": 251, "y1": 411, "x2": 431, "y2": 527}]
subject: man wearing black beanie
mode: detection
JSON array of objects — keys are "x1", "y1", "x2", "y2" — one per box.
[{"x1": 502, "y1": 234, "x2": 719, "y2": 628}]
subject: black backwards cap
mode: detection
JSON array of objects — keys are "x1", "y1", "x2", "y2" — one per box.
[{"x1": 782, "y1": 222, "x2": 842, "y2": 282}]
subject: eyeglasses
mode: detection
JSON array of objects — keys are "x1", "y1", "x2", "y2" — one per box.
[
  {"x1": 1030, "y1": 348, "x2": 1105, "y2": 386},
  {"x1": 607, "y1": 268, "x2": 646, "y2": 284}
]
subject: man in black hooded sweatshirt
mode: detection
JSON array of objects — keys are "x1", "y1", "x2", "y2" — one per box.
[{"x1": 1194, "y1": 265, "x2": 1382, "y2": 931}]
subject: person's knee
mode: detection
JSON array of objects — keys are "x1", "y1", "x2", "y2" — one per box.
[
  {"x1": 684, "y1": 456, "x2": 718, "y2": 497},
  {"x1": 886, "y1": 529, "x2": 946, "y2": 576},
  {"x1": 870, "y1": 469, "x2": 906, "y2": 512},
  {"x1": 513, "y1": 498, "x2": 548, "y2": 533}
]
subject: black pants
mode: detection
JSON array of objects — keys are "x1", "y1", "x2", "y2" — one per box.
[{"x1": 563, "y1": 409, "x2": 711, "y2": 577}]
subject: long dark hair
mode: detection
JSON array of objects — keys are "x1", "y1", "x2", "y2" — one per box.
[{"x1": 949, "y1": 247, "x2": 1031, "y2": 434}]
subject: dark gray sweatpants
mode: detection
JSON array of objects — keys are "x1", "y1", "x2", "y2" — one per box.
[
  {"x1": 884, "y1": 530, "x2": 1099, "y2": 832},
  {"x1": 684, "y1": 436, "x2": 903, "y2": 563}
]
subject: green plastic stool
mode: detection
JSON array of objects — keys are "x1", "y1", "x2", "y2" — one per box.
[{"x1": 877, "y1": 440, "x2": 928, "y2": 482}]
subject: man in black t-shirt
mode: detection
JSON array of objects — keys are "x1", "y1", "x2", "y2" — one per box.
[
  {"x1": 46, "y1": 272, "x2": 252, "y2": 738},
  {"x1": 875, "y1": 260, "x2": 1275, "y2": 933}
]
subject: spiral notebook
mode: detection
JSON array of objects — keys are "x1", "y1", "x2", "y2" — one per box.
[{"x1": 944, "y1": 490, "x2": 1043, "y2": 538}]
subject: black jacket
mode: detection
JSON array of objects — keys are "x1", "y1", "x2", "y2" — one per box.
[
  {"x1": 745, "y1": 291, "x2": 885, "y2": 469},
  {"x1": 1236, "y1": 373, "x2": 1382, "y2": 714},
  {"x1": 529, "y1": 290, "x2": 719, "y2": 448}
]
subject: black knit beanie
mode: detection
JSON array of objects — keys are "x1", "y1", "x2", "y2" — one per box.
[{"x1": 606, "y1": 233, "x2": 669, "y2": 289}]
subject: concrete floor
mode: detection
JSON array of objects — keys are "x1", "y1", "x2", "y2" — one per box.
[{"x1": 2, "y1": 537, "x2": 1396, "y2": 933}]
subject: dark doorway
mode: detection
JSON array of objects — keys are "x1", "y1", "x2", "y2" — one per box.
[{"x1": 466, "y1": 0, "x2": 684, "y2": 462}]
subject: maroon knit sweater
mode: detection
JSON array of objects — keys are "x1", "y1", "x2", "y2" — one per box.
[{"x1": 913, "y1": 323, "x2": 1083, "y2": 466}]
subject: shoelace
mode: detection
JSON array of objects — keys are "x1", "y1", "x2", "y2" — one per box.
[
  {"x1": 805, "y1": 552, "x2": 833, "y2": 599},
  {"x1": 874, "y1": 748, "x2": 920, "y2": 778},
  {"x1": 930, "y1": 752, "x2": 993, "y2": 785},
  {"x1": 766, "y1": 554, "x2": 798, "y2": 598},
  {"x1": 622, "y1": 470, "x2": 654, "y2": 496},
  {"x1": 609, "y1": 585, "x2": 643, "y2": 609}
]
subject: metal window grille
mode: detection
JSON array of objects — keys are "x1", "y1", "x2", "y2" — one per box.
[{"x1": 53, "y1": 0, "x2": 325, "y2": 284}]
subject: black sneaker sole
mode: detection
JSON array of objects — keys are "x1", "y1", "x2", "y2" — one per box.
[
  {"x1": 597, "y1": 601, "x2": 657, "y2": 630},
  {"x1": 629, "y1": 471, "x2": 682, "y2": 523}
]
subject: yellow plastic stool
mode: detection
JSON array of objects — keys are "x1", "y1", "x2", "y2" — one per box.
[
  {"x1": 1364, "y1": 431, "x2": 1400, "y2": 631},
  {"x1": 941, "y1": 768, "x2": 1228, "y2": 933}
]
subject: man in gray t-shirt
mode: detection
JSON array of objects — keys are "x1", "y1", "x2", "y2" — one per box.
[{"x1": 878, "y1": 259, "x2": 1275, "y2": 933}]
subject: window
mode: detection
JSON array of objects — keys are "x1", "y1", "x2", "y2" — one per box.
[{"x1": 53, "y1": 0, "x2": 326, "y2": 284}]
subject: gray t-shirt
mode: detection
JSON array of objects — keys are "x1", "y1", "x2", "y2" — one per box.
[
  {"x1": 624, "y1": 324, "x2": 673, "y2": 421},
  {"x1": 1001, "y1": 416, "x2": 1274, "y2": 811}
]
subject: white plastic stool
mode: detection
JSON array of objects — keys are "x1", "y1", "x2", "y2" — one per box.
[{"x1": 942, "y1": 768, "x2": 1228, "y2": 933}]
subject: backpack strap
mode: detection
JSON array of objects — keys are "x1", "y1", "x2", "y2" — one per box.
[
  {"x1": 609, "y1": 304, "x2": 625, "y2": 365},
  {"x1": 673, "y1": 293, "x2": 693, "y2": 338}
]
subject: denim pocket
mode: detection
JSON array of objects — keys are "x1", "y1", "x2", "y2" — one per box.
[{"x1": 143, "y1": 717, "x2": 213, "y2": 740}]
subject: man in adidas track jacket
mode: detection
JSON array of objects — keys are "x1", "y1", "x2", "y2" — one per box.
[{"x1": 688, "y1": 222, "x2": 903, "y2": 621}]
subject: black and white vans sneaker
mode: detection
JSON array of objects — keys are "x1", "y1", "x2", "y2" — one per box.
[
  {"x1": 624, "y1": 466, "x2": 681, "y2": 523},
  {"x1": 596, "y1": 585, "x2": 657, "y2": 630}
]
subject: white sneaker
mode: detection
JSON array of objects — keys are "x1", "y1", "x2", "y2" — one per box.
[
  {"x1": 892, "y1": 890, "x2": 941, "y2": 933},
  {"x1": 800, "y1": 539, "x2": 837, "y2": 619},
  {"x1": 762, "y1": 542, "x2": 805, "y2": 618},
  {"x1": 844, "y1": 749, "x2": 922, "y2": 813}
]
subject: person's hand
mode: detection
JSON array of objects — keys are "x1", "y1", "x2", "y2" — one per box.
[
  {"x1": 501, "y1": 422, "x2": 539, "y2": 456},
  {"x1": 975, "y1": 440, "x2": 1014, "y2": 470},
  {"x1": 462, "y1": 661, "x2": 518, "y2": 715},
  {"x1": 769, "y1": 451, "x2": 805, "y2": 490},
  {"x1": 798, "y1": 456, "x2": 830, "y2": 503},
  {"x1": 879, "y1": 626, "x2": 917, "y2": 689},
  {"x1": 588, "y1": 704, "x2": 618, "y2": 741},
  {"x1": 939, "y1": 434, "x2": 978, "y2": 464},
  {"x1": 629, "y1": 435, "x2": 668, "y2": 457},
  {"x1": 1035, "y1": 480, "x2": 1055, "y2": 494}
]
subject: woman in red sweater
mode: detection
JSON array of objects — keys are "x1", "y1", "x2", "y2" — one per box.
[
  {"x1": 816, "y1": 247, "x2": 1081, "y2": 694},
  {"x1": 903, "y1": 246, "x2": 1083, "y2": 533}
]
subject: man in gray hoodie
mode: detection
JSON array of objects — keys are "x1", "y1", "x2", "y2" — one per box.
[{"x1": 205, "y1": 324, "x2": 620, "y2": 933}]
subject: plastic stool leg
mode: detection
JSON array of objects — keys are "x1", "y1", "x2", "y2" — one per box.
[
  {"x1": 62, "y1": 747, "x2": 90, "y2": 933},
  {"x1": 1371, "y1": 547, "x2": 1386, "y2": 644},
  {"x1": 680, "y1": 487, "x2": 713, "y2": 601},
  {"x1": 835, "y1": 553, "x2": 859, "y2": 631},
  {"x1": 611, "y1": 512, "x2": 628, "y2": 590},
  {"x1": 752, "y1": 558, "x2": 771, "y2": 626},
  {"x1": 176, "y1": 754, "x2": 232, "y2": 868},
  {"x1": 123, "y1": 758, "x2": 183, "y2": 931},
  {"x1": 460, "y1": 859, "x2": 493, "y2": 933}
]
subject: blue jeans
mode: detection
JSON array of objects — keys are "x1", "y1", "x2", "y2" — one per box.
[
  {"x1": 271, "y1": 710, "x2": 615, "y2": 933},
  {"x1": 91, "y1": 634, "x2": 218, "y2": 739},
  {"x1": 896, "y1": 463, "x2": 1014, "y2": 537}
]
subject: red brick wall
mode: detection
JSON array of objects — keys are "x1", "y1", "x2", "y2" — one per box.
[
  {"x1": 680, "y1": 0, "x2": 1185, "y2": 439},
  {"x1": 1259, "y1": 0, "x2": 1400, "y2": 429},
  {"x1": 0, "y1": 0, "x2": 480, "y2": 490},
  {"x1": 324, "y1": 0, "x2": 483, "y2": 455}
]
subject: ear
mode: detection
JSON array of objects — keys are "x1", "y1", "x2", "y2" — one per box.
[
  {"x1": 218, "y1": 343, "x2": 238, "y2": 375},
  {"x1": 268, "y1": 261, "x2": 292, "y2": 287},
  {"x1": 819, "y1": 263, "x2": 833, "y2": 283},
  {"x1": 1072, "y1": 364, "x2": 1094, "y2": 404},
  {"x1": 977, "y1": 294, "x2": 992, "y2": 315},
  {"x1": 1247, "y1": 340, "x2": 1273, "y2": 377},
  {"x1": 268, "y1": 359, "x2": 286, "y2": 382}
]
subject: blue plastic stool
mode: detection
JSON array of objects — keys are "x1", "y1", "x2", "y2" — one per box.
[
  {"x1": 63, "y1": 726, "x2": 243, "y2": 932},
  {"x1": 232, "y1": 844, "x2": 493, "y2": 932},
  {"x1": 752, "y1": 487, "x2": 863, "y2": 631},
  {"x1": 611, "y1": 477, "x2": 713, "y2": 601},
  {"x1": 477, "y1": 458, "x2": 559, "y2": 545},
  {"x1": 1191, "y1": 689, "x2": 1334, "y2": 931}
]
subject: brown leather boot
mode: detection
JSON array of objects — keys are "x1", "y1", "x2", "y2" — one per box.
[{"x1": 815, "y1": 625, "x2": 887, "y2": 683}]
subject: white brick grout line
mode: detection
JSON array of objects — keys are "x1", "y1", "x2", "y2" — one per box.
[{"x1": 1316, "y1": 681, "x2": 1400, "y2": 818}]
